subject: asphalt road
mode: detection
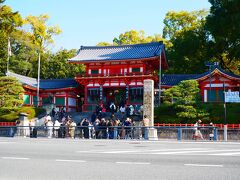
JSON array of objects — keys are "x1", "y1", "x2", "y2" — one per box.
[{"x1": 0, "y1": 137, "x2": 240, "y2": 180}]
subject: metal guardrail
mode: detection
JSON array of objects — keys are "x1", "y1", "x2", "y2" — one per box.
[
  {"x1": 154, "y1": 123, "x2": 240, "y2": 129},
  {"x1": 0, "y1": 125, "x2": 222, "y2": 141},
  {"x1": 2, "y1": 122, "x2": 240, "y2": 129}
]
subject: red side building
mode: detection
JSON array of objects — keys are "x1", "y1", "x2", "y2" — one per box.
[{"x1": 161, "y1": 63, "x2": 240, "y2": 102}]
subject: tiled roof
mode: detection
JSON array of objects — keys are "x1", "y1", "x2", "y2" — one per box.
[
  {"x1": 6, "y1": 71, "x2": 77, "y2": 90},
  {"x1": 68, "y1": 42, "x2": 164, "y2": 62},
  {"x1": 161, "y1": 74, "x2": 201, "y2": 86},
  {"x1": 212, "y1": 65, "x2": 240, "y2": 79},
  {"x1": 161, "y1": 66, "x2": 240, "y2": 86},
  {"x1": 40, "y1": 79, "x2": 78, "y2": 89},
  {"x1": 6, "y1": 71, "x2": 37, "y2": 88}
]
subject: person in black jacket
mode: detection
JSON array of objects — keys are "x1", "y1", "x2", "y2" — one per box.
[{"x1": 82, "y1": 118, "x2": 90, "y2": 139}]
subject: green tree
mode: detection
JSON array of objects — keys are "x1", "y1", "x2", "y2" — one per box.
[
  {"x1": 97, "y1": 30, "x2": 170, "y2": 47},
  {"x1": 163, "y1": 10, "x2": 211, "y2": 74},
  {"x1": 163, "y1": 10, "x2": 208, "y2": 41},
  {"x1": 8, "y1": 41, "x2": 35, "y2": 76},
  {"x1": 41, "y1": 49, "x2": 85, "y2": 79},
  {"x1": 24, "y1": 14, "x2": 62, "y2": 78},
  {"x1": 0, "y1": 1, "x2": 23, "y2": 76},
  {"x1": 205, "y1": 0, "x2": 240, "y2": 74},
  {"x1": 0, "y1": 76, "x2": 24, "y2": 108},
  {"x1": 113, "y1": 30, "x2": 169, "y2": 46},
  {"x1": 163, "y1": 80, "x2": 208, "y2": 122},
  {"x1": 97, "y1": 42, "x2": 113, "y2": 46}
]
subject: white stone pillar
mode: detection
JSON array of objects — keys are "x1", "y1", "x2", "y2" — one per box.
[{"x1": 143, "y1": 79, "x2": 158, "y2": 140}]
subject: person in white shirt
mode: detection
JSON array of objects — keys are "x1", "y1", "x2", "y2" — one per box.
[
  {"x1": 46, "y1": 119, "x2": 53, "y2": 138},
  {"x1": 54, "y1": 120, "x2": 61, "y2": 138}
]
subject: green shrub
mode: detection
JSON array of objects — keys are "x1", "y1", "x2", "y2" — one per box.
[
  {"x1": 154, "y1": 102, "x2": 240, "y2": 124},
  {"x1": 0, "y1": 106, "x2": 46, "y2": 122}
]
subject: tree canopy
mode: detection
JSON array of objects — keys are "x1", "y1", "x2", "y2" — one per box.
[
  {"x1": 205, "y1": 0, "x2": 240, "y2": 74},
  {"x1": 0, "y1": 76, "x2": 24, "y2": 108},
  {"x1": 40, "y1": 49, "x2": 85, "y2": 79},
  {"x1": 0, "y1": 1, "x2": 23, "y2": 76},
  {"x1": 163, "y1": 10, "x2": 211, "y2": 74},
  {"x1": 97, "y1": 30, "x2": 171, "y2": 48},
  {"x1": 24, "y1": 14, "x2": 62, "y2": 52}
]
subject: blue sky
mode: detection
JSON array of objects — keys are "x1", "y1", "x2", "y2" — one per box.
[{"x1": 5, "y1": 0, "x2": 211, "y2": 52}]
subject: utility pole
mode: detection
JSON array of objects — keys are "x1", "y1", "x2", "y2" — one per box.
[
  {"x1": 223, "y1": 81, "x2": 227, "y2": 141},
  {"x1": 158, "y1": 49, "x2": 162, "y2": 107},
  {"x1": 37, "y1": 52, "x2": 41, "y2": 107},
  {"x1": 204, "y1": 62, "x2": 218, "y2": 102}
]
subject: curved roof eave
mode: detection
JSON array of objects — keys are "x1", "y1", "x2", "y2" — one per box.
[
  {"x1": 68, "y1": 42, "x2": 165, "y2": 63},
  {"x1": 68, "y1": 56, "x2": 160, "y2": 63},
  {"x1": 195, "y1": 68, "x2": 240, "y2": 81}
]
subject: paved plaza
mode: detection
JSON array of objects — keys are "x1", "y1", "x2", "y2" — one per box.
[{"x1": 0, "y1": 138, "x2": 240, "y2": 180}]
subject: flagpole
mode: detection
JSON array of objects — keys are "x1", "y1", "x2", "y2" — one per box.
[
  {"x1": 37, "y1": 52, "x2": 41, "y2": 107},
  {"x1": 7, "y1": 37, "x2": 11, "y2": 73},
  {"x1": 7, "y1": 51, "x2": 9, "y2": 73}
]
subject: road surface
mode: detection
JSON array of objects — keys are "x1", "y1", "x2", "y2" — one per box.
[{"x1": 0, "y1": 138, "x2": 240, "y2": 180}]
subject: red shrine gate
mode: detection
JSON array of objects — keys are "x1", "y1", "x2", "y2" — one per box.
[{"x1": 68, "y1": 42, "x2": 167, "y2": 112}]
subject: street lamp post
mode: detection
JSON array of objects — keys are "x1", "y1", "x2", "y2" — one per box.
[
  {"x1": 223, "y1": 81, "x2": 227, "y2": 141},
  {"x1": 158, "y1": 49, "x2": 162, "y2": 107},
  {"x1": 37, "y1": 52, "x2": 41, "y2": 107},
  {"x1": 205, "y1": 62, "x2": 219, "y2": 102}
]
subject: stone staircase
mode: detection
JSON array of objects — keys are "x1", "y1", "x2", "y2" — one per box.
[
  {"x1": 69, "y1": 111, "x2": 141, "y2": 123},
  {"x1": 68, "y1": 112, "x2": 91, "y2": 124}
]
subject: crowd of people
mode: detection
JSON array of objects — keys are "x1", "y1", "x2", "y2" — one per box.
[
  {"x1": 36, "y1": 105, "x2": 215, "y2": 141},
  {"x1": 42, "y1": 115, "x2": 149, "y2": 140},
  {"x1": 41, "y1": 103, "x2": 147, "y2": 139}
]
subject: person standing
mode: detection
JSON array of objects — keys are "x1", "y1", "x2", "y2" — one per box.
[
  {"x1": 209, "y1": 122, "x2": 214, "y2": 140},
  {"x1": 142, "y1": 115, "x2": 149, "y2": 139},
  {"x1": 94, "y1": 118, "x2": 100, "y2": 139},
  {"x1": 54, "y1": 119, "x2": 61, "y2": 138},
  {"x1": 29, "y1": 120, "x2": 34, "y2": 138},
  {"x1": 110, "y1": 102, "x2": 116, "y2": 115},
  {"x1": 46, "y1": 119, "x2": 53, "y2": 138},
  {"x1": 193, "y1": 119, "x2": 204, "y2": 140},
  {"x1": 82, "y1": 118, "x2": 90, "y2": 139},
  {"x1": 69, "y1": 120, "x2": 76, "y2": 139}
]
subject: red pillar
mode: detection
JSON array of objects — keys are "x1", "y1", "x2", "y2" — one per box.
[
  {"x1": 84, "y1": 86, "x2": 88, "y2": 112},
  {"x1": 66, "y1": 92, "x2": 69, "y2": 112},
  {"x1": 30, "y1": 93, "x2": 32, "y2": 105},
  {"x1": 126, "y1": 84, "x2": 130, "y2": 105}
]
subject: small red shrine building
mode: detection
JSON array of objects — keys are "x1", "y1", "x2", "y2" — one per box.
[
  {"x1": 6, "y1": 71, "x2": 79, "y2": 112},
  {"x1": 161, "y1": 63, "x2": 240, "y2": 102}
]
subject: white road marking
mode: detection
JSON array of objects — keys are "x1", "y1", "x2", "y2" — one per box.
[
  {"x1": 184, "y1": 164, "x2": 223, "y2": 167},
  {"x1": 76, "y1": 148, "x2": 240, "y2": 157},
  {"x1": 116, "y1": 162, "x2": 150, "y2": 165},
  {"x1": 1, "y1": 157, "x2": 29, "y2": 160},
  {"x1": 0, "y1": 142, "x2": 15, "y2": 144},
  {"x1": 210, "y1": 152, "x2": 240, "y2": 156},
  {"x1": 76, "y1": 148, "x2": 206, "y2": 154},
  {"x1": 151, "y1": 149, "x2": 240, "y2": 155},
  {"x1": 56, "y1": 159, "x2": 86, "y2": 163}
]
